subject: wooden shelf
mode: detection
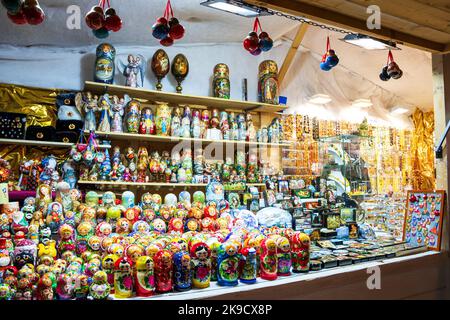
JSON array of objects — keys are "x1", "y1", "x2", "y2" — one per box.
[
  {"x1": 0, "y1": 138, "x2": 110, "y2": 149},
  {"x1": 84, "y1": 81, "x2": 288, "y2": 114},
  {"x1": 78, "y1": 180, "x2": 266, "y2": 188},
  {"x1": 88, "y1": 131, "x2": 291, "y2": 148}
]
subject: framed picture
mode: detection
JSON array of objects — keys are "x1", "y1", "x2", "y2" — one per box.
[{"x1": 403, "y1": 190, "x2": 445, "y2": 251}]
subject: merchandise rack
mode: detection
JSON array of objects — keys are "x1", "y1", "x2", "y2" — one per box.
[{"x1": 0, "y1": 138, "x2": 111, "y2": 149}]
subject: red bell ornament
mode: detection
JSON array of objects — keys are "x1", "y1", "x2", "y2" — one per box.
[
  {"x1": 243, "y1": 18, "x2": 273, "y2": 55},
  {"x1": 152, "y1": 0, "x2": 184, "y2": 45},
  {"x1": 160, "y1": 36, "x2": 174, "y2": 47},
  {"x1": 85, "y1": 6, "x2": 105, "y2": 30},
  {"x1": 7, "y1": 9, "x2": 27, "y2": 24},
  {"x1": 2, "y1": 0, "x2": 22, "y2": 13},
  {"x1": 169, "y1": 19, "x2": 185, "y2": 40},
  {"x1": 104, "y1": 8, "x2": 122, "y2": 32},
  {"x1": 243, "y1": 31, "x2": 259, "y2": 52},
  {"x1": 22, "y1": 0, "x2": 45, "y2": 25}
]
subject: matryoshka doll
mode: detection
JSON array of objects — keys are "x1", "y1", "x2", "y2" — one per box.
[
  {"x1": 276, "y1": 236, "x2": 292, "y2": 276},
  {"x1": 89, "y1": 270, "x2": 111, "y2": 300},
  {"x1": 46, "y1": 202, "x2": 64, "y2": 237},
  {"x1": 171, "y1": 107, "x2": 182, "y2": 137},
  {"x1": 36, "y1": 273, "x2": 54, "y2": 300},
  {"x1": 228, "y1": 112, "x2": 238, "y2": 140},
  {"x1": 239, "y1": 247, "x2": 257, "y2": 284},
  {"x1": 114, "y1": 257, "x2": 134, "y2": 298},
  {"x1": 258, "y1": 60, "x2": 279, "y2": 105},
  {"x1": 217, "y1": 241, "x2": 240, "y2": 286},
  {"x1": 291, "y1": 232, "x2": 310, "y2": 273},
  {"x1": 213, "y1": 63, "x2": 230, "y2": 99},
  {"x1": 94, "y1": 43, "x2": 116, "y2": 84},
  {"x1": 181, "y1": 106, "x2": 192, "y2": 138},
  {"x1": 139, "y1": 106, "x2": 156, "y2": 135},
  {"x1": 220, "y1": 111, "x2": 230, "y2": 140},
  {"x1": 200, "y1": 110, "x2": 210, "y2": 139},
  {"x1": 125, "y1": 100, "x2": 141, "y2": 133},
  {"x1": 135, "y1": 256, "x2": 155, "y2": 297},
  {"x1": 190, "y1": 242, "x2": 211, "y2": 289},
  {"x1": 191, "y1": 109, "x2": 202, "y2": 138},
  {"x1": 206, "y1": 109, "x2": 222, "y2": 140},
  {"x1": 155, "y1": 103, "x2": 172, "y2": 136},
  {"x1": 173, "y1": 251, "x2": 192, "y2": 292},
  {"x1": 259, "y1": 238, "x2": 278, "y2": 280},
  {"x1": 102, "y1": 254, "x2": 119, "y2": 292},
  {"x1": 154, "y1": 250, "x2": 173, "y2": 293}
]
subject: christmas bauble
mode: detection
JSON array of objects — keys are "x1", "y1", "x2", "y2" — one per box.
[
  {"x1": 250, "y1": 47, "x2": 262, "y2": 56},
  {"x1": 1, "y1": 0, "x2": 22, "y2": 13},
  {"x1": 320, "y1": 61, "x2": 332, "y2": 71},
  {"x1": 23, "y1": 2, "x2": 45, "y2": 25},
  {"x1": 105, "y1": 13, "x2": 122, "y2": 32},
  {"x1": 243, "y1": 32, "x2": 259, "y2": 52},
  {"x1": 326, "y1": 50, "x2": 339, "y2": 67},
  {"x1": 169, "y1": 23, "x2": 185, "y2": 40},
  {"x1": 379, "y1": 66, "x2": 391, "y2": 81},
  {"x1": 7, "y1": 9, "x2": 27, "y2": 24},
  {"x1": 160, "y1": 36, "x2": 174, "y2": 47},
  {"x1": 152, "y1": 22, "x2": 170, "y2": 40},
  {"x1": 387, "y1": 62, "x2": 402, "y2": 79},
  {"x1": 259, "y1": 31, "x2": 269, "y2": 39},
  {"x1": 93, "y1": 27, "x2": 110, "y2": 39},
  {"x1": 259, "y1": 37, "x2": 273, "y2": 52},
  {"x1": 85, "y1": 7, "x2": 104, "y2": 30}
]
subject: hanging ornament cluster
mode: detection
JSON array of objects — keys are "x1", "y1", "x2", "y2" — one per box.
[
  {"x1": 379, "y1": 50, "x2": 403, "y2": 81},
  {"x1": 243, "y1": 18, "x2": 273, "y2": 56},
  {"x1": 320, "y1": 37, "x2": 339, "y2": 71},
  {"x1": 152, "y1": 0, "x2": 185, "y2": 47},
  {"x1": 85, "y1": 0, "x2": 122, "y2": 39},
  {"x1": 2, "y1": 0, "x2": 45, "y2": 25}
]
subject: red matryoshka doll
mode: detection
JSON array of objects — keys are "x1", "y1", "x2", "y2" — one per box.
[
  {"x1": 259, "y1": 238, "x2": 278, "y2": 280},
  {"x1": 190, "y1": 242, "x2": 211, "y2": 289},
  {"x1": 169, "y1": 217, "x2": 184, "y2": 233},
  {"x1": 203, "y1": 202, "x2": 218, "y2": 220},
  {"x1": 154, "y1": 250, "x2": 173, "y2": 293},
  {"x1": 135, "y1": 255, "x2": 155, "y2": 297},
  {"x1": 15, "y1": 278, "x2": 33, "y2": 300},
  {"x1": 276, "y1": 236, "x2": 291, "y2": 276},
  {"x1": 291, "y1": 232, "x2": 310, "y2": 273},
  {"x1": 114, "y1": 257, "x2": 134, "y2": 298},
  {"x1": 36, "y1": 273, "x2": 54, "y2": 300},
  {"x1": 201, "y1": 217, "x2": 216, "y2": 232},
  {"x1": 102, "y1": 254, "x2": 119, "y2": 292}
]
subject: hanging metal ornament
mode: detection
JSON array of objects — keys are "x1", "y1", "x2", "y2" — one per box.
[
  {"x1": 243, "y1": 17, "x2": 273, "y2": 56},
  {"x1": 85, "y1": 0, "x2": 123, "y2": 39},
  {"x1": 380, "y1": 50, "x2": 403, "y2": 81},
  {"x1": 152, "y1": 0, "x2": 185, "y2": 47},
  {"x1": 320, "y1": 36, "x2": 339, "y2": 71},
  {"x1": 2, "y1": 0, "x2": 45, "y2": 25}
]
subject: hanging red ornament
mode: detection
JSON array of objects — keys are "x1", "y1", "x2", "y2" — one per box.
[
  {"x1": 380, "y1": 50, "x2": 403, "y2": 81},
  {"x1": 320, "y1": 37, "x2": 339, "y2": 71},
  {"x1": 1, "y1": 0, "x2": 22, "y2": 13},
  {"x1": 22, "y1": 0, "x2": 45, "y2": 25},
  {"x1": 7, "y1": 9, "x2": 27, "y2": 24},
  {"x1": 243, "y1": 18, "x2": 273, "y2": 55},
  {"x1": 85, "y1": 0, "x2": 122, "y2": 37},
  {"x1": 85, "y1": 6, "x2": 105, "y2": 30},
  {"x1": 152, "y1": 0, "x2": 185, "y2": 46},
  {"x1": 104, "y1": 8, "x2": 122, "y2": 32}
]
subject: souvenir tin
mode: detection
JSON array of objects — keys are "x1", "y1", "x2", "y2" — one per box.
[
  {"x1": 258, "y1": 60, "x2": 279, "y2": 105},
  {"x1": 89, "y1": 271, "x2": 111, "y2": 300},
  {"x1": 213, "y1": 63, "x2": 230, "y2": 99},
  {"x1": 114, "y1": 257, "x2": 134, "y2": 298},
  {"x1": 259, "y1": 238, "x2": 277, "y2": 280},
  {"x1": 154, "y1": 250, "x2": 173, "y2": 293},
  {"x1": 151, "y1": 49, "x2": 170, "y2": 91},
  {"x1": 190, "y1": 242, "x2": 211, "y2": 289},
  {"x1": 239, "y1": 247, "x2": 257, "y2": 284},
  {"x1": 155, "y1": 103, "x2": 172, "y2": 136},
  {"x1": 171, "y1": 54, "x2": 189, "y2": 93},
  {"x1": 217, "y1": 241, "x2": 240, "y2": 286},
  {"x1": 135, "y1": 256, "x2": 155, "y2": 297},
  {"x1": 94, "y1": 43, "x2": 116, "y2": 84},
  {"x1": 173, "y1": 251, "x2": 192, "y2": 291}
]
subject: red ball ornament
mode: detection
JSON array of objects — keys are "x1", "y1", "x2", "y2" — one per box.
[
  {"x1": 156, "y1": 16, "x2": 168, "y2": 25},
  {"x1": 250, "y1": 47, "x2": 262, "y2": 56},
  {"x1": 7, "y1": 10, "x2": 27, "y2": 24},
  {"x1": 160, "y1": 36, "x2": 174, "y2": 47},
  {"x1": 85, "y1": 6, "x2": 104, "y2": 30},
  {"x1": 243, "y1": 32, "x2": 259, "y2": 52},
  {"x1": 434, "y1": 210, "x2": 440, "y2": 216},
  {"x1": 169, "y1": 23, "x2": 185, "y2": 40},
  {"x1": 22, "y1": 0, "x2": 45, "y2": 25},
  {"x1": 105, "y1": 13, "x2": 122, "y2": 32},
  {"x1": 259, "y1": 31, "x2": 269, "y2": 39}
]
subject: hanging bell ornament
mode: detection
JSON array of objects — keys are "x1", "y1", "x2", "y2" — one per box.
[
  {"x1": 259, "y1": 32, "x2": 273, "y2": 52},
  {"x1": 379, "y1": 65, "x2": 391, "y2": 81},
  {"x1": 2, "y1": 0, "x2": 22, "y2": 13},
  {"x1": 250, "y1": 47, "x2": 262, "y2": 56},
  {"x1": 85, "y1": 6, "x2": 105, "y2": 30},
  {"x1": 93, "y1": 27, "x2": 110, "y2": 39},
  {"x1": 152, "y1": 17, "x2": 170, "y2": 40},
  {"x1": 243, "y1": 31, "x2": 259, "y2": 52},
  {"x1": 169, "y1": 17, "x2": 185, "y2": 40},
  {"x1": 320, "y1": 61, "x2": 332, "y2": 71},
  {"x1": 160, "y1": 36, "x2": 174, "y2": 47},
  {"x1": 22, "y1": 0, "x2": 45, "y2": 25},
  {"x1": 104, "y1": 8, "x2": 122, "y2": 32},
  {"x1": 387, "y1": 62, "x2": 403, "y2": 79},
  {"x1": 326, "y1": 49, "x2": 339, "y2": 67},
  {"x1": 7, "y1": 9, "x2": 27, "y2": 24}
]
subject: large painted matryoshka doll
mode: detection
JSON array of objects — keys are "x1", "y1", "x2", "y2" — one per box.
[
  {"x1": 213, "y1": 63, "x2": 230, "y2": 99},
  {"x1": 258, "y1": 60, "x2": 279, "y2": 105},
  {"x1": 125, "y1": 100, "x2": 141, "y2": 134},
  {"x1": 113, "y1": 257, "x2": 134, "y2": 298},
  {"x1": 276, "y1": 236, "x2": 292, "y2": 276},
  {"x1": 94, "y1": 43, "x2": 116, "y2": 84},
  {"x1": 239, "y1": 247, "x2": 257, "y2": 284},
  {"x1": 155, "y1": 103, "x2": 172, "y2": 136},
  {"x1": 291, "y1": 232, "x2": 310, "y2": 273},
  {"x1": 259, "y1": 238, "x2": 278, "y2": 281},
  {"x1": 217, "y1": 241, "x2": 240, "y2": 286},
  {"x1": 173, "y1": 251, "x2": 192, "y2": 292},
  {"x1": 190, "y1": 242, "x2": 211, "y2": 289},
  {"x1": 154, "y1": 250, "x2": 173, "y2": 293},
  {"x1": 135, "y1": 255, "x2": 155, "y2": 297}
]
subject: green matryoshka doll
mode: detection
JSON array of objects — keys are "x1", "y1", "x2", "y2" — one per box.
[
  {"x1": 213, "y1": 63, "x2": 230, "y2": 99},
  {"x1": 258, "y1": 60, "x2": 279, "y2": 105}
]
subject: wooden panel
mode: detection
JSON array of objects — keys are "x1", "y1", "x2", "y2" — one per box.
[{"x1": 279, "y1": 24, "x2": 309, "y2": 86}]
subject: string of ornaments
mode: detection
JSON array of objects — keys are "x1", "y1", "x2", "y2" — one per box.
[
  {"x1": 2, "y1": 0, "x2": 45, "y2": 25},
  {"x1": 243, "y1": 17, "x2": 273, "y2": 55},
  {"x1": 152, "y1": 0, "x2": 185, "y2": 47},
  {"x1": 320, "y1": 36, "x2": 339, "y2": 71},
  {"x1": 85, "y1": 0, "x2": 123, "y2": 39},
  {"x1": 379, "y1": 50, "x2": 403, "y2": 81}
]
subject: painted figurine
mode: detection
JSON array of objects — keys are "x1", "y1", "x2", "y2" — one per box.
[
  {"x1": 114, "y1": 257, "x2": 134, "y2": 298},
  {"x1": 139, "y1": 107, "x2": 156, "y2": 135},
  {"x1": 276, "y1": 236, "x2": 292, "y2": 276},
  {"x1": 190, "y1": 242, "x2": 211, "y2": 289},
  {"x1": 213, "y1": 63, "x2": 230, "y2": 99},
  {"x1": 83, "y1": 92, "x2": 99, "y2": 131},
  {"x1": 191, "y1": 109, "x2": 202, "y2": 138},
  {"x1": 171, "y1": 107, "x2": 182, "y2": 137},
  {"x1": 125, "y1": 100, "x2": 141, "y2": 133},
  {"x1": 259, "y1": 238, "x2": 278, "y2": 281},
  {"x1": 111, "y1": 95, "x2": 129, "y2": 132},
  {"x1": 291, "y1": 232, "x2": 310, "y2": 273},
  {"x1": 155, "y1": 103, "x2": 172, "y2": 136},
  {"x1": 217, "y1": 241, "x2": 240, "y2": 286},
  {"x1": 239, "y1": 247, "x2": 257, "y2": 284},
  {"x1": 173, "y1": 251, "x2": 192, "y2": 292},
  {"x1": 97, "y1": 94, "x2": 113, "y2": 132},
  {"x1": 89, "y1": 271, "x2": 111, "y2": 300},
  {"x1": 94, "y1": 43, "x2": 116, "y2": 84},
  {"x1": 135, "y1": 256, "x2": 155, "y2": 297},
  {"x1": 258, "y1": 60, "x2": 279, "y2": 105},
  {"x1": 154, "y1": 250, "x2": 173, "y2": 293},
  {"x1": 120, "y1": 54, "x2": 146, "y2": 88}
]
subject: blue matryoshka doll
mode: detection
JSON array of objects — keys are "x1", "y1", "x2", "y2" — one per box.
[{"x1": 173, "y1": 251, "x2": 192, "y2": 292}]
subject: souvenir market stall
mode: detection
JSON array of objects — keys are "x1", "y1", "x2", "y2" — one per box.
[{"x1": 0, "y1": 0, "x2": 446, "y2": 300}]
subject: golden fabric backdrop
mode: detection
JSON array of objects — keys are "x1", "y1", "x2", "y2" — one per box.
[{"x1": 411, "y1": 108, "x2": 435, "y2": 190}]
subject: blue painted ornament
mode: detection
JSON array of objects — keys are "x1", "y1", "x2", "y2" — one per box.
[
  {"x1": 93, "y1": 27, "x2": 110, "y2": 39},
  {"x1": 1, "y1": 0, "x2": 21, "y2": 13},
  {"x1": 320, "y1": 61, "x2": 332, "y2": 71},
  {"x1": 326, "y1": 49, "x2": 339, "y2": 67},
  {"x1": 152, "y1": 18, "x2": 170, "y2": 40},
  {"x1": 259, "y1": 37, "x2": 273, "y2": 52}
]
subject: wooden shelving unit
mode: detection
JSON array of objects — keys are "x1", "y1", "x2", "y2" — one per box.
[
  {"x1": 88, "y1": 130, "x2": 291, "y2": 148},
  {"x1": 0, "y1": 138, "x2": 110, "y2": 149},
  {"x1": 84, "y1": 81, "x2": 288, "y2": 113},
  {"x1": 77, "y1": 180, "x2": 265, "y2": 188}
]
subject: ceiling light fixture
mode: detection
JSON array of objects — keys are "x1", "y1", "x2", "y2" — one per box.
[
  {"x1": 341, "y1": 34, "x2": 400, "y2": 50},
  {"x1": 308, "y1": 94, "x2": 332, "y2": 105},
  {"x1": 390, "y1": 106, "x2": 410, "y2": 115},
  {"x1": 352, "y1": 99, "x2": 373, "y2": 108},
  {"x1": 200, "y1": 0, "x2": 270, "y2": 17}
]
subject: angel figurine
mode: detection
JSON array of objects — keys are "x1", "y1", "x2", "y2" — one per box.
[
  {"x1": 111, "y1": 94, "x2": 131, "y2": 133},
  {"x1": 83, "y1": 92, "x2": 99, "y2": 131},
  {"x1": 119, "y1": 54, "x2": 146, "y2": 88},
  {"x1": 97, "y1": 94, "x2": 113, "y2": 132}
]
